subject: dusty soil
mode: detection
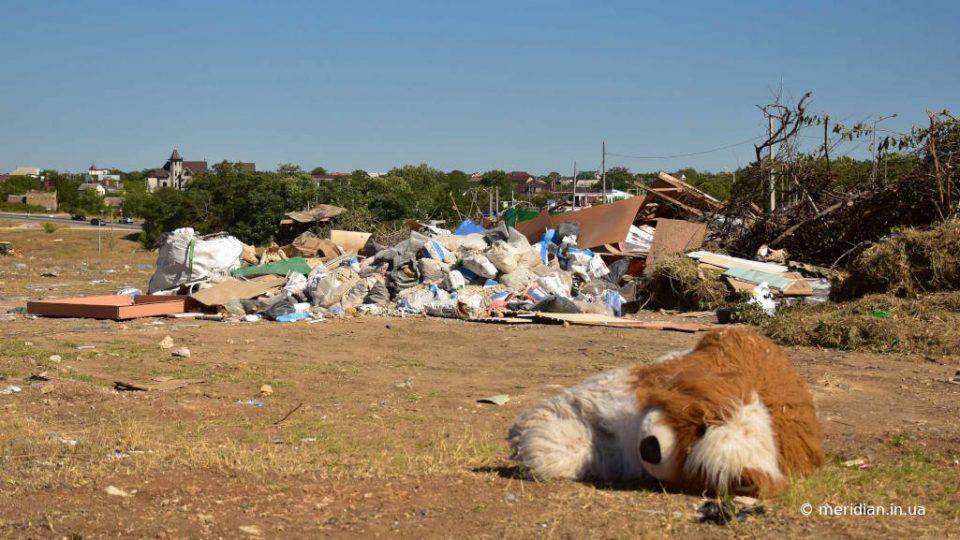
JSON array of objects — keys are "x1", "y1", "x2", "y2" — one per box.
[{"x1": 1, "y1": 224, "x2": 958, "y2": 539}]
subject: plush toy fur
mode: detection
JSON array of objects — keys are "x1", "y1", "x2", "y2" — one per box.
[{"x1": 508, "y1": 328, "x2": 824, "y2": 496}]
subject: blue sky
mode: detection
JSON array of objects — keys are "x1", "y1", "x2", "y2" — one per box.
[{"x1": 1, "y1": 0, "x2": 957, "y2": 175}]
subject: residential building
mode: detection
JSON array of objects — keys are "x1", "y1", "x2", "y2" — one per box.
[
  {"x1": 7, "y1": 167, "x2": 41, "y2": 178},
  {"x1": 146, "y1": 149, "x2": 209, "y2": 191},
  {"x1": 85, "y1": 162, "x2": 121, "y2": 188},
  {"x1": 78, "y1": 183, "x2": 107, "y2": 196}
]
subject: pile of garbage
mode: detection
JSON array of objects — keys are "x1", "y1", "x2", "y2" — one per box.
[
  {"x1": 23, "y1": 172, "x2": 843, "y2": 324},
  {"x1": 144, "y1": 221, "x2": 630, "y2": 322}
]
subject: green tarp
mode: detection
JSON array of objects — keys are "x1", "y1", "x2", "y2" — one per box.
[
  {"x1": 231, "y1": 257, "x2": 312, "y2": 278},
  {"x1": 503, "y1": 208, "x2": 541, "y2": 228}
]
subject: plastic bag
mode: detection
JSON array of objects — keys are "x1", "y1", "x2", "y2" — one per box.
[
  {"x1": 462, "y1": 253, "x2": 498, "y2": 279},
  {"x1": 485, "y1": 241, "x2": 520, "y2": 274},
  {"x1": 418, "y1": 258, "x2": 450, "y2": 283},
  {"x1": 148, "y1": 230, "x2": 244, "y2": 293}
]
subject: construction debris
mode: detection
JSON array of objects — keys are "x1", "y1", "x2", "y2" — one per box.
[{"x1": 22, "y1": 172, "x2": 842, "y2": 325}]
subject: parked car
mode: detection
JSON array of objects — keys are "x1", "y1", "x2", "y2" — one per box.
[
  {"x1": 90, "y1": 218, "x2": 105, "y2": 226},
  {"x1": 118, "y1": 216, "x2": 134, "y2": 224},
  {"x1": 71, "y1": 214, "x2": 85, "y2": 221}
]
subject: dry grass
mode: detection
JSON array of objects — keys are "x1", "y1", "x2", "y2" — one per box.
[
  {"x1": 643, "y1": 254, "x2": 730, "y2": 311},
  {"x1": 759, "y1": 292, "x2": 960, "y2": 353},
  {"x1": 835, "y1": 219, "x2": 960, "y2": 299}
]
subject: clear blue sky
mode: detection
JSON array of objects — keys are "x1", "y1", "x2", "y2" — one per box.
[{"x1": 1, "y1": 0, "x2": 957, "y2": 176}]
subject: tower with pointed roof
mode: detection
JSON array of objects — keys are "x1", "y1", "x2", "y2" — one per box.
[{"x1": 169, "y1": 149, "x2": 184, "y2": 189}]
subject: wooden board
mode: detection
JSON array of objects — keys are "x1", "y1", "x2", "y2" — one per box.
[
  {"x1": 533, "y1": 312, "x2": 711, "y2": 332},
  {"x1": 690, "y1": 252, "x2": 789, "y2": 274},
  {"x1": 643, "y1": 219, "x2": 707, "y2": 275},
  {"x1": 725, "y1": 272, "x2": 814, "y2": 296},
  {"x1": 27, "y1": 295, "x2": 187, "y2": 320},
  {"x1": 190, "y1": 275, "x2": 286, "y2": 306}
]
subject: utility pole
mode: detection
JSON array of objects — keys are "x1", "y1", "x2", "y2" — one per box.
[
  {"x1": 572, "y1": 161, "x2": 578, "y2": 210},
  {"x1": 870, "y1": 113, "x2": 897, "y2": 188},
  {"x1": 768, "y1": 115, "x2": 776, "y2": 213},
  {"x1": 495, "y1": 186, "x2": 499, "y2": 218},
  {"x1": 488, "y1": 189, "x2": 492, "y2": 219},
  {"x1": 601, "y1": 140, "x2": 606, "y2": 204}
]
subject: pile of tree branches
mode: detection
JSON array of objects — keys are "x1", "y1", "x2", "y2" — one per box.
[{"x1": 714, "y1": 93, "x2": 959, "y2": 267}]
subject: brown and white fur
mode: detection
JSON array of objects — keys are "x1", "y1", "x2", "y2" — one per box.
[{"x1": 508, "y1": 328, "x2": 824, "y2": 497}]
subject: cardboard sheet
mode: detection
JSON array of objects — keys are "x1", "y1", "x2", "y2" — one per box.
[
  {"x1": 330, "y1": 230, "x2": 373, "y2": 255},
  {"x1": 190, "y1": 275, "x2": 287, "y2": 306}
]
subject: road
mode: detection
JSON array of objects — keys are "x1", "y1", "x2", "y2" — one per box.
[{"x1": 0, "y1": 212, "x2": 142, "y2": 230}]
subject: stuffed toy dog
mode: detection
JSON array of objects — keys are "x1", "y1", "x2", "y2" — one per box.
[{"x1": 508, "y1": 328, "x2": 823, "y2": 496}]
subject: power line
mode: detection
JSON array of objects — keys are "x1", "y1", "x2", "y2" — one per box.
[{"x1": 606, "y1": 135, "x2": 763, "y2": 160}]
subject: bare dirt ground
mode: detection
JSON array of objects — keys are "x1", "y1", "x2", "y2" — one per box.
[{"x1": 1, "y1": 223, "x2": 958, "y2": 539}]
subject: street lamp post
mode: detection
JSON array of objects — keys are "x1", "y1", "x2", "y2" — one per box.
[{"x1": 871, "y1": 113, "x2": 897, "y2": 188}]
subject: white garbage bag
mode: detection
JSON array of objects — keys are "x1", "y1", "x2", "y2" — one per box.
[{"x1": 148, "y1": 229, "x2": 244, "y2": 293}]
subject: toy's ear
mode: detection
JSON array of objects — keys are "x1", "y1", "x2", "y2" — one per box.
[{"x1": 739, "y1": 467, "x2": 788, "y2": 497}]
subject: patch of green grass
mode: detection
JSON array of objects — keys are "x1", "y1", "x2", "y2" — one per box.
[{"x1": 783, "y1": 441, "x2": 960, "y2": 517}]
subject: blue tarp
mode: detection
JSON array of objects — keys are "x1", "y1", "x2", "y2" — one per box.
[{"x1": 453, "y1": 219, "x2": 486, "y2": 236}]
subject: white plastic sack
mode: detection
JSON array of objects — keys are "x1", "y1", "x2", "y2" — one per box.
[
  {"x1": 462, "y1": 253, "x2": 498, "y2": 278},
  {"x1": 499, "y1": 267, "x2": 535, "y2": 291},
  {"x1": 283, "y1": 272, "x2": 308, "y2": 297},
  {"x1": 459, "y1": 234, "x2": 488, "y2": 252},
  {"x1": 148, "y1": 230, "x2": 244, "y2": 293},
  {"x1": 537, "y1": 272, "x2": 570, "y2": 298},
  {"x1": 442, "y1": 270, "x2": 466, "y2": 291},
  {"x1": 485, "y1": 242, "x2": 520, "y2": 274},
  {"x1": 418, "y1": 258, "x2": 450, "y2": 283}
]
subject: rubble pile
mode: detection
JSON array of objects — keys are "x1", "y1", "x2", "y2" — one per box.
[
  {"x1": 138, "y1": 222, "x2": 634, "y2": 322},
  {"x1": 22, "y1": 173, "x2": 843, "y2": 325}
]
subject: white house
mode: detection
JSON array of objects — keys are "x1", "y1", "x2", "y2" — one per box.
[
  {"x1": 86, "y1": 162, "x2": 120, "y2": 183},
  {"x1": 78, "y1": 182, "x2": 107, "y2": 196}
]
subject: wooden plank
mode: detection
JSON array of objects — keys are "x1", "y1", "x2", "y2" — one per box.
[
  {"x1": 692, "y1": 252, "x2": 789, "y2": 274},
  {"x1": 654, "y1": 172, "x2": 723, "y2": 211},
  {"x1": 635, "y1": 183, "x2": 704, "y2": 217},
  {"x1": 533, "y1": 312, "x2": 711, "y2": 332}
]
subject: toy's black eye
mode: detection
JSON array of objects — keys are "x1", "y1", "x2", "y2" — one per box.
[
  {"x1": 695, "y1": 425, "x2": 707, "y2": 437},
  {"x1": 640, "y1": 435, "x2": 661, "y2": 464}
]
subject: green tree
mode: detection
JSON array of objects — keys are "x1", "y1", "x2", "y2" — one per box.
[
  {"x1": 604, "y1": 166, "x2": 635, "y2": 191},
  {"x1": 480, "y1": 169, "x2": 513, "y2": 197},
  {"x1": 310, "y1": 166, "x2": 327, "y2": 176},
  {"x1": 276, "y1": 163, "x2": 304, "y2": 175}
]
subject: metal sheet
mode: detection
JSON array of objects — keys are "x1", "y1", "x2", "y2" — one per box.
[{"x1": 514, "y1": 196, "x2": 647, "y2": 249}]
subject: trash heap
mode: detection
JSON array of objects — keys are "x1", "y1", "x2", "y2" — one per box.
[
  {"x1": 23, "y1": 172, "x2": 841, "y2": 324},
  {"x1": 143, "y1": 220, "x2": 634, "y2": 322}
]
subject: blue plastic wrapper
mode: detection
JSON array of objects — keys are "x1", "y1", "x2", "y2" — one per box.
[
  {"x1": 276, "y1": 312, "x2": 311, "y2": 322},
  {"x1": 603, "y1": 289, "x2": 624, "y2": 317}
]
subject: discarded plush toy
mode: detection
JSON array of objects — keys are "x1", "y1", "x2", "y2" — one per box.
[{"x1": 508, "y1": 328, "x2": 824, "y2": 496}]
